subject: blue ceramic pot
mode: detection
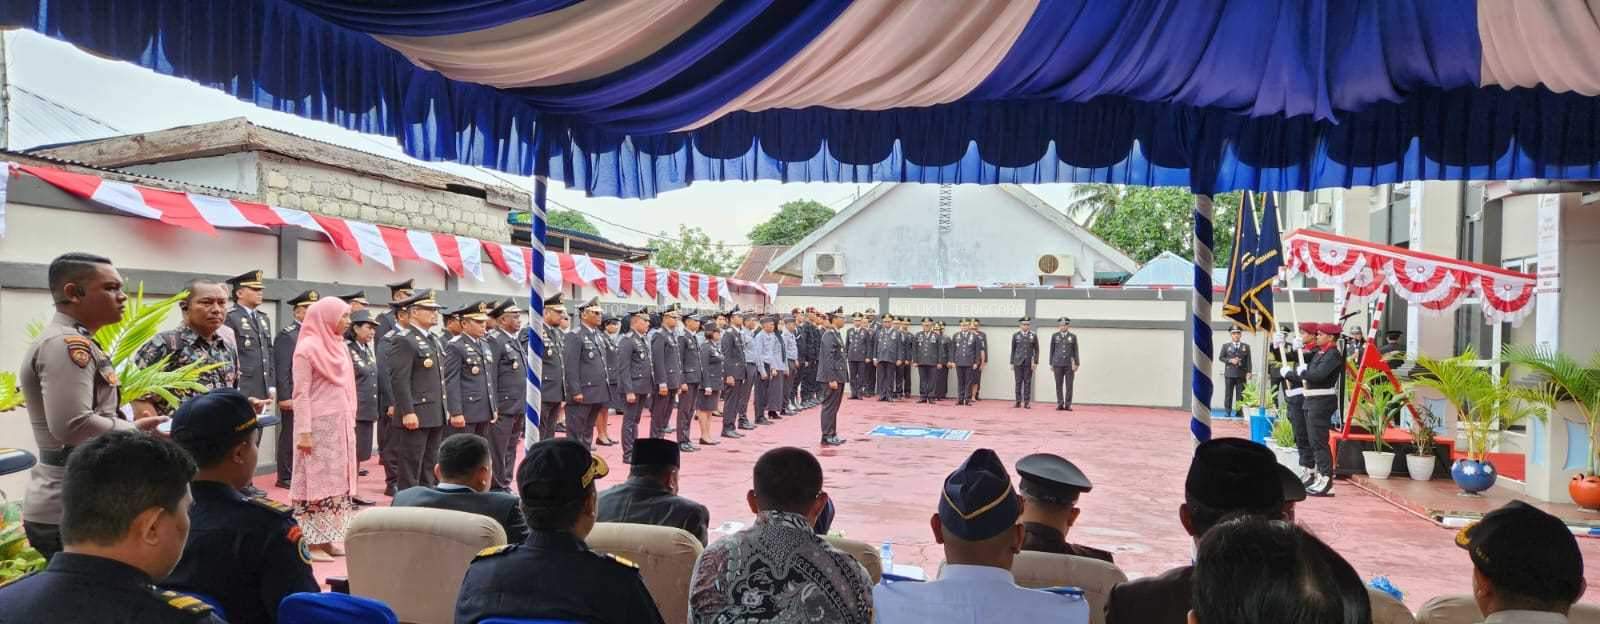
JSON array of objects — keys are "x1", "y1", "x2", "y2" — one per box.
[{"x1": 1451, "y1": 459, "x2": 1497, "y2": 494}]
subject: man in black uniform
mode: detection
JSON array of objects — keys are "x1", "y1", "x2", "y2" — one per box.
[
  {"x1": 720, "y1": 308, "x2": 752, "y2": 437},
  {"x1": 1220, "y1": 326, "x2": 1251, "y2": 418},
  {"x1": 617, "y1": 308, "x2": 657, "y2": 464},
  {"x1": 0, "y1": 430, "x2": 224, "y2": 623},
  {"x1": 1301, "y1": 323, "x2": 1345, "y2": 497},
  {"x1": 935, "y1": 322, "x2": 953, "y2": 400},
  {"x1": 896, "y1": 318, "x2": 914, "y2": 398},
  {"x1": 952, "y1": 319, "x2": 984, "y2": 406},
  {"x1": 564, "y1": 298, "x2": 612, "y2": 450},
  {"x1": 376, "y1": 298, "x2": 410, "y2": 496},
  {"x1": 816, "y1": 308, "x2": 849, "y2": 446},
  {"x1": 224, "y1": 270, "x2": 274, "y2": 405},
  {"x1": 535, "y1": 294, "x2": 568, "y2": 443},
  {"x1": 484, "y1": 299, "x2": 528, "y2": 491},
  {"x1": 272, "y1": 289, "x2": 318, "y2": 488},
  {"x1": 798, "y1": 309, "x2": 822, "y2": 407},
  {"x1": 845, "y1": 313, "x2": 873, "y2": 400},
  {"x1": 348, "y1": 310, "x2": 384, "y2": 494},
  {"x1": 455, "y1": 439, "x2": 665, "y2": 624},
  {"x1": 874, "y1": 315, "x2": 900, "y2": 403},
  {"x1": 915, "y1": 317, "x2": 943, "y2": 404},
  {"x1": 1011, "y1": 317, "x2": 1040, "y2": 408},
  {"x1": 445, "y1": 301, "x2": 498, "y2": 439},
  {"x1": 1049, "y1": 317, "x2": 1081, "y2": 411},
  {"x1": 676, "y1": 313, "x2": 705, "y2": 452},
  {"x1": 597, "y1": 438, "x2": 711, "y2": 544},
  {"x1": 1014, "y1": 452, "x2": 1114, "y2": 564},
  {"x1": 164, "y1": 389, "x2": 319, "y2": 624},
  {"x1": 374, "y1": 279, "x2": 413, "y2": 339},
  {"x1": 649, "y1": 305, "x2": 685, "y2": 441},
  {"x1": 386, "y1": 289, "x2": 449, "y2": 490}
]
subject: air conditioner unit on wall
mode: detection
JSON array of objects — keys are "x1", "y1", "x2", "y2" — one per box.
[
  {"x1": 810, "y1": 252, "x2": 846, "y2": 276},
  {"x1": 1037, "y1": 254, "x2": 1076, "y2": 277}
]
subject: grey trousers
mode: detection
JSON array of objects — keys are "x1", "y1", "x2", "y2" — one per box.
[
  {"x1": 566, "y1": 402, "x2": 603, "y2": 450},
  {"x1": 488, "y1": 413, "x2": 523, "y2": 491},
  {"x1": 539, "y1": 401, "x2": 563, "y2": 441},
  {"x1": 621, "y1": 398, "x2": 648, "y2": 460},
  {"x1": 820, "y1": 383, "x2": 843, "y2": 437},
  {"x1": 1053, "y1": 366, "x2": 1076, "y2": 407},
  {"x1": 649, "y1": 389, "x2": 677, "y2": 437},
  {"x1": 389, "y1": 425, "x2": 443, "y2": 491},
  {"x1": 1013, "y1": 365, "x2": 1034, "y2": 404},
  {"x1": 876, "y1": 362, "x2": 897, "y2": 400},
  {"x1": 753, "y1": 374, "x2": 770, "y2": 417},
  {"x1": 676, "y1": 383, "x2": 700, "y2": 443},
  {"x1": 723, "y1": 377, "x2": 747, "y2": 432},
  {"x1": 956, "y1": 366, "x2": 976, "y2": 402}
]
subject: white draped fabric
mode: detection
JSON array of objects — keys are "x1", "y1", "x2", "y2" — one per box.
[{"x1": 1478, "y1": 0, "x2": 1600, "y2": 96}]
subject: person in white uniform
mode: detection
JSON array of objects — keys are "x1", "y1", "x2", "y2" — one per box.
[{"x1": 873, "y1": 448, "x2": 1088, "y2": 624}]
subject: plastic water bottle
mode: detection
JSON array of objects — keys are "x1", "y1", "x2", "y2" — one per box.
[{"x1": 879, "y1": 540, "x2": 895, "y2": 574}]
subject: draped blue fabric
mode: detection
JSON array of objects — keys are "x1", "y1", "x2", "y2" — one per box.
[
  {"x1": 7, "y1": 0, "x2": 1600, "y2": 199},
  {"x1": 282, "y1": 0, "x2": 578, "y2": 36}
]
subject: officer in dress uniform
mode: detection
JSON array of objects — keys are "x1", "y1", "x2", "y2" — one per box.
[
  {"x1": 719, "y1": 307, "x2": 752, "y2": 437},
  {"x1": 862, "y1": 309, "x2": 881, "y2": 396},
  {"x1": 951, "y1": 319, "x2": 981, "y2": 406},
  {"x1": 272, "y1": 290, "x2": 319, "y2": 488},
  {"x1": 225, "y1": 270, "x2": 274, "y2": 404},
  {"x1": 455, "y1": 439, "x2": 665, "y2": 624},
  {"x1": 338, "y1": 290, "x2": 368, "y2": 314},
  {"x1": 817, "y1": 308, "x2": 849, "y2": 447},
  {"x1": 897, "y1": 318, "x2": 914, "y2": 398},
  {"x1": 1015, "y1": 453, "x2": 1115, "y2": 563},
  {"x1": 376, "y1": 298, "x2": 410, "y2": 496},
  {"x1": 1049, "y1": 318, "x2": 1081, "y2": 411},
  {"x1": 874, "y1": 315, "x2": 901, "y2": 403},
  {"x1": 676, "y1": 313, "x2": 705, "y2": 452},
  {"x1": 531, "y1": 294, "x2": 568, "y2": 443},
  {"x1": 1011, "y1": 318, "x2": 1040, "y2": 408},
  {"x1": 486, "y1": 298, "x2": 529, "y2": 491},
  {"x1": 936, "y1": 322, "x2": 954, "y2": 400},
  {"x1": 1221, "y1": 327, "x2": 1252, "y2": 418},
  {"x1": 385, "y1": 289, "x2": 448, "y2": 490},
  {"x1": 563, "y1": 297, "x2": 613, "y2": 450},
  {"x1": 445, "y1": 302, "x2": 498, "y2": 440},
  {"x1": 348, "y1": 310, "x2": 384, "y2": 499},
  {"x1": 617, "y1": 308, "x2": 657, "y2": 464},
  {"x1": 1268, "y1": 323, "x2": 1311, "y2": 483},
  {"x1": 845, "y1": 313, "x2": 873, "y2": 400},
  {"x1": 1300, "y1": 322, "x2": 1346, "y2": 497},
  {"x1": 163, "y1": 390, "x2": 319, "y2": 624},
  {"x1": 650, "y1": 305, "x2": 685, "y2": 442},
  {"x1": 915, "y1": 318, "x2": 944, "y2": 404},
  {"x1": 374, "y1": 279, "x2": 414, "y2": 339}
]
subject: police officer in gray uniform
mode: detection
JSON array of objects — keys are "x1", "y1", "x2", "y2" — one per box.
[
  {"x1": 719, "y1": 308, "x2": 751, "y2": 437},
  {"x1": 1049, "y1": 317, "x2": 1081, "y2": 411},
  {"x1": 562, "y1": 297, "x2": 613, "y2": 450},
  {"x1": 486, "y1": 298, "x2": 529, "y2": 491},
  {"x1": 1011, "y1": 317, "x2": 1040, "y2": 409},
  {"x1": 676, "y1": 313, "x2": 705, "y2": 452},
  {"x1": 385, "y1": 289, "x2": 448, "y2": 490},
  {"x1": 915, "y1": 317, "x2": 944, "y2": 404},
  {"x1": 348, "y1": 310, "x2": 384, "y2": 503},
  {"x1": 845, "y1": 313, "x2": 874, "y2": 399},
  {"x1": 649, "y1": 305, "x2": 685, "y2": 441},
  {"x1": 874, "y1": 315, "x2": 901, "y2": 403},
  {"x1": 817, "y1": 308, "x2": 849, "y2": 446},
  {"x1": 373, "y1": 279, "x2": 413, "y2": 339},
  {"x1": 617, "y1": 308, "x2": 657, "y2": 463},
  {"x1": 952, "y1": 319, "x2": 985, "y2": 406},
  {"x1": 224, "y1": 270, "x2": 274, "y2": 403},
  {"x1": 534, "y1": 294, "x2": 568, "y2": 443},
  {"x1": 445, "y1": 301, "x2": 498, "y2": 440}
]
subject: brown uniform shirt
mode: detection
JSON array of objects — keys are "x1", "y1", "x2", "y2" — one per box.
[
  {"x1": 21, "y1": 312, "x2": 131, "y2": 524},
  {"x1": 1021, "y1": 522, "x2": 1115, "y2": 564}
]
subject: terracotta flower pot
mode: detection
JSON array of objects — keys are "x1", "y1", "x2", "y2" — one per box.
[{"x1": 1570, "y1": 474, "x2": 1600, "y2": 511}]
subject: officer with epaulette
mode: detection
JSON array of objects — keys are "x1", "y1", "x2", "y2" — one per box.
[
  {"x1": 534, "y1": 294, "x2": 569, "y2": 443},
  {"x1": 718, "y1": 307, "x2": 752, "y2": 436},
  {"x1": 385, "y1": 289, "x2": 448, "y2": 490},
  {"x1": 649, "y1": 304, "x2": 685, "y2": 442},
  {"x1": 455, "y1": 439, "x2": 666, "y2": 624},
  {"x1": 563, "y1": 297, "x2": 613, "y2": 450},
  {"x1": 816, "y1": 308, "x2": 849, "y2": 446},
  {"x1": 915, "y1": 317, "x2": 944, "y2": 404},
  {"x1": 1011, "y1": 317, "x2": 1040, "y2": 408},
  {"x1": 951, "y1": 319, "x2": 984, "y2": 406},
  {"x1": 272, "y1": 289, "x2": 319, "y2": 488},
  {"x1": 445, "y1": 301, "x2": 498, "y2": 439},
  {"x1": 486, "y1": 298, "x2": 529, "y2": 491},
  {"x1": 845, "y1": 312, "x2": 873, "y2": 400},
  {"x1": 896, "y1": 317, "x2": 915, "y2": 398},
  {"x1": 1015, "y1": 453, "x2": 1115, "y2": 564},
  {"x1": 224, "y1": 270, "x2": 274, "y2": 405},
  {"x1": 1300, "y1": 322, "x2": 1346, "y2": 497},
  {"x1": 873, "y1": 315, "x2": 901, "y2": 403},
  {"x1": 935, "y1": 322, "x2": 953, "y2": 400},
  {"x1": 0, "y1": 431, "x2": 226, "y2": 623},
  {"x1": 676, "y1": 312, "x2": 705, "y2": 452},
  {"x1": 872, "y1": 448, "x2": 1089, "y2": 624},
  {"x1": 348, "y1": 309, "x2": 384, "y2": 499},
  {"x1": 1049, "y1": 317, "x2": 1081, "y2": 411},
  {"x1": 617, "y1": 307, "x2": 657, "y2": 464},
  {"x1": 374, "y1": 279, "x2": 414, "y2": 339},
  {"x1": 163, "y1": 389, "x2": 319, "y2": 624}
]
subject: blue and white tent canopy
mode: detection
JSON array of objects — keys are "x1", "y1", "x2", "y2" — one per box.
[{"x1": 9, "y1": 0, "x2": 1600, "y2": 198}]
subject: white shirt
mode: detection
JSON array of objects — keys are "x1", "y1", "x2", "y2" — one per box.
[
  {"x1": 1484, "y1": 611, "x2": 1570, "y2": 624},
  {"x1": 872, "y1": 564, "x2": 1088, "y2": 624}
]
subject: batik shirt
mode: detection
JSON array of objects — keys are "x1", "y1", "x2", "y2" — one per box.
[
  {"x1": 689, "y1": 510, "x2": 872, "y2": 624},
  {"x1": 134, "y1": 325, "x2": 239, "y2": 415}
]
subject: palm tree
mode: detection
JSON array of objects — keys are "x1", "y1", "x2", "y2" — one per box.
[
  {"x1": 1503, "y1": 345, "x2": 1600, "y2": 475},
  {"x1": 1063, "y1": 184, "x2": 1123, "y2": 228}
]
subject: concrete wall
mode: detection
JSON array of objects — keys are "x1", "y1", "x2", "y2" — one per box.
[
  {"x1": 1500, "y1": 194, "x2": 1542, "y2": 261},
  {"x1": 258, "y1": 154, "x2": 511, "y2": 242},
  {"x1": 121, "y1": 152, "x2": 262, "y2": 196}
]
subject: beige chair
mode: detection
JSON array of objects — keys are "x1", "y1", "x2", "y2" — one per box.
[
  {"x1": 586, "y1": 522, "x2": 704, "y2": 624},
  {"x1": 1007, "y1": 552, "x2": 1128, "y2": 624},
  {"x1": 1417, "y1": 594, "x2": 1600, "y2": 624},
  {"x1": 824, "y1": 535, "x2": 884, "y2": 584},
  {"x1": 1366, "y1": 587, "x2": 1417, "y2": 624},
  {"x1": 346, "y1": 507, "x2": 507, "y2": 624}
]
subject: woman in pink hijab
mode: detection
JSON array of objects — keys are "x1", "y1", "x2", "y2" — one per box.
[{"x1": 291, "y1": 296, "x2": 357, "y2": 561}]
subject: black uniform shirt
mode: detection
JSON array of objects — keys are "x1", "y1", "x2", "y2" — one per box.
[
  {"x1": 162, "y1": 481, "x2": 320, "y2": 624},
  {"x1": 455, "y1": 530, "x2": 666, "y2": 624},
  {"x1": 0, "y1": 552, "x2": 226, "y2": 623},
  {"x1": 1020, "y1": 521, "x2": 1116, "y2": 564}
]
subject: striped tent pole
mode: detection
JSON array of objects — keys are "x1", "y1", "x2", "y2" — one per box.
[
  {"x1": 524, "y1": 174, "x2": 548, "y2": 451},
  {"x1": 1191, "y1": 195, "x2": 1215, "y2": 443}
]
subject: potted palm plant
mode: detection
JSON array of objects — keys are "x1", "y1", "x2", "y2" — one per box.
[
  {"x1": 1406, "y1": 404, "x2": 1438, "y2": 481},
  {"x1": 1267, "y1": 415, "x2": 1300, "y2": 472},
  {"x1": 1502, "y1": 345, "x2": 1600, "y2": 509},
  {"x1": 1410, "y1": 348, "x2": 1542, "y2": 495},
  {"x1": 1354, "y1": 368, "x2": 1404, "y2": 479}
]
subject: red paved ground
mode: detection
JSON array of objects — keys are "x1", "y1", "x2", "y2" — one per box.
[{"x1": 260, "y1": 399, "x2": 1600, "y2": 610}]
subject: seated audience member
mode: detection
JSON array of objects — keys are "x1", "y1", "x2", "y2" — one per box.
[
  {"x1": 874, "y1": 449, "x2": 1090, "y2": 624},
  {"x1": 597, "y1": 438, "x2": 711, "y2": 544},
  {"x1": 1105, "y1": 437, "x2": 1303, "y2": 624},
  {"x1": 164, "y1": 390, "x2": 319, "y2": 624},
  {"x1": 1191, "y1": 516, "x2": 1370, "y2": 624},
  {"x1": 689, "y1": 447, "x2": 872, "y2": 624},
  {"x1": 1015, "y1": 452, "x2": 1114, "y2": 563},
  {"x1": 392, "y1": 433, "x2": 528, "y2": 544},
  {"x1": 1458, "y1": 501, "x2": 1587, "y2": 623},
  {"x1": 814, "y1": 497, "x2": 836, "y2": 535},
  {"x1": 0, "y1": 431, "x2": 224, "y2": 623},
  {"x1": 455, "y1": 439, "x2": 664, "y2": 624}
]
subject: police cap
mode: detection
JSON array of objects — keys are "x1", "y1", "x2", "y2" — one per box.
[
  {"x1": 288, "y1": 290, "x2": 319, "y2": 307},
  {"x1": 938, "y1": 449, "x2": 1022, "y2": 541},
  {"x1": 226, "y1": 270, "x2": 265, "y2": 290},
  {"x1": 394, "y1": 289, "x2": 443, "y2": 310},
  {"x1": 489, "y1": 298, "x2": 521, "y2": 318},
  {"x1": 1015, "y1": 453, "x2": 1092, "y2": 504},
  {"x1": 338, "y1": 290, "x2": 369, "y2": 305},
  {"x1": 517, "y1": 439, "x2": 609, "y2": 503},
  {"x1": 385, "y1": 279, "x2": 414, "y2": 296},
  {"x1": 350, "y1": 310, "x2": 377, "y2": 326}
]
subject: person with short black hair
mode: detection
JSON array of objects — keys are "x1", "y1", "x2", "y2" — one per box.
[
  {"x1": 1457, "y1": 501, "x2": 1587, "y2": 622},
  {"x1": 0, "y1": 430, "x2": 224, "y2": 623},
  {"x1": 393, "y1": 433, "x2": 528, "y2": 543},
  {"x1": 689, "y1": 447, "x2": 872, "y2": 624},
  {"x1": 132, "y1": 279, "x2": 242, "y2": 419},
  {"x1": 455, "y1": 439, "x2": 664, "y2": 624},
  {"x1": 1190, "y1": 517, "x2": 1369, "y2": 624},
  {"x1": 162, "y1": 389, "x2": 319, "y2": 624},
  {"x1": 597, "y1": 438, "x2": 710, "y2": 544}
]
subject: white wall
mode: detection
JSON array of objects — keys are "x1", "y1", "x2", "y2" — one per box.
[{"x1": 121, "y1": 152, "x2": 262, "y2": 196}]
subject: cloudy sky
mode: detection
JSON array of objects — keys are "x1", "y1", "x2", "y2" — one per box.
[{"x1": 7, "y1": 31, "x2": 1078, "y2": 248}]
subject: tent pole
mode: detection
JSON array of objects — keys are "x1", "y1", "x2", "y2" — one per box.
[{"x1": 1192, "y1": 195, "x2": 1215, "y2": 443}]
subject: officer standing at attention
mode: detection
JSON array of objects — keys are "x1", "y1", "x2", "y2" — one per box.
[
  {"x1": 0, "y1": 431, "x2": 225, "y2": 623},
  {"x1": 1015, "y1": 453, "x2": 1114, "y2": 563},
  {"x1": 20, "y1": 253, "x2": 166, "y2": 560},
  {"x1": 486, "y1": 298, "x2": 529, "y2": 491},
  {"x1": 338, "y1": 290, "x2": 369, "y2": 314},
  {"x1": 563, "y1": 297, "x2": 614, "y2": 450},
  {"x1": 1221, "y1": 326, "x2": 1251, "y2": 419},
  {"x1": 897, "y1": 318, "x2": 915, "y2": 399},
  {"x1": 650, "y1": 305, "x2": 686, "y2": 441},
  {"x1": 816, "y1": 308, "x2": 849, "y2": 447},
  {"x1": 163, "y1": 389, "x2": 319, "y2": 624},
  {"x1": 386, "y1": 289, "x2": 449, "y2": 490},
  {"x1": 224, "y1": 270, "x2": 274, "y2": 407},
  {"x1": 936, "y1": 321, "x2": 954, "y2": 401},
  {"x1": 1300, "y1": 323, "x2": 1345, "y2": 497},
  {"x1": 915, "y1": 318, "x2": 943, "y2": 404},
  {"x1": 455, "y1": 439, "x2": 665, "y2": 624},
  {"x1": 874, "y1": 315, "x2": 901, "y2": 403},
  {"x1": 676, "y1": 313, "x2": 706, "y2": 452},
  {"x1": 618, "y1": 308, "x2": 658, "y2": 464},
  {"x1": 1011, "y1": 318, "x2": 1040, "y2": 409},
  {"x1": 1049, "y1": 318, "x2": 1081, "y2": 411},
  {"x1": 719, "y1": 308, "x2": 752, "y2": 437},
  {"x1": 445, "y1": 302, "x2": 498, "y2": 439},
  {"x1": 374, "y1": 279, "x2": 414, "y2": 339},
  {"x1": 270, "y1": 290, "x2": 318, "y2": 488},
  {"x1": 347, "y1": 309, "x2": 384, "y2": 499},
  {"x1": 845, "y1": 313, "x2": 873, "y2": 400},
  {"x1": 532, "y1": 294, "x2": 569, "y2": 443}
]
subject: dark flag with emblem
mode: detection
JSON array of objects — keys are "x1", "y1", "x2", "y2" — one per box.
[
  {"x1": 1244, "y1": 192, "x2": 1284, "y2": 331},
  {"x1": 1221, "y1": 192, "x2": 1260, "y2": 330}
]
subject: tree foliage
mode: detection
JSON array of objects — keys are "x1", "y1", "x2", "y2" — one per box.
[
  {"x1": 748, "y1": 199, "x2": 835, "y2": 246},
  {"x1": 546, "y1": 208, "x2": 601, "y2": 236},
  {"x1": 651, "y1": 225, "x2": 742, "y2": 276},
  {"x1": 1087, "y1": 186, "x2": 1241, "y2": 265}
]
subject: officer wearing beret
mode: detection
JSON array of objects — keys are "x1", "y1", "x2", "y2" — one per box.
[
  {"x1": 485, "y1": 298, "x2": 530, "y2": 491},
  {"x1": 162, "y1": 390, "x2": 319, "y2": 624},
  {"x1": 597, "y1": 438, "x2": 711, "y2": 544},
  {"x1": 456, "y1": 439, "x2": 665, "y2": 624},
  {"x1": 385, "y1": 289, "x2": 449, "y2": 491},
  {"x1": 1456, "y1": 501, "x2": 1587, "y2": 622},
  {"x1": 1015, "y1": 453, "x2": 1113, "y2": 563},
  {"x1": 1049, "y1": 318, "x2": 1080, "y2": 411},
  {"x1": 445, "y1": 302, "x2": 498, "y2": 439},
  {"x1": 1010, "y1": 317, "x2": 1040, "y2": 408},
  {"x1": 270, "y1": 289, "x2": 319, "y2": 488},
  {"x1": 374, "y1": 279, "x2": 414, "y2": 339},
  {"x1": 224, "y1": 270, "x2": 275, "y2": 404},
  {"x1": 1300, "y1": 323, "x2": 1345, "y2": 496},
  {"x1": 874, "y1": 449, "x2": 1089, "y2": 624}
]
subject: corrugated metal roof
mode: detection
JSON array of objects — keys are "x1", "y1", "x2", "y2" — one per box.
[
  {"x1": 7, "y1": 84, "x2": 123, "y2": 150},
  {"x1": 1125, "y1": 251, "x2": 1229, "y2": 287}
]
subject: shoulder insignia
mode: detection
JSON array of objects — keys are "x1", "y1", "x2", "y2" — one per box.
[
  {"x1": 157, "y1": 590, "x2": 215, "y2": 615},
  {"x1": 475, "y1": 544, "x2": 515, "y2": 560},
  {"x1": 293, "y1": 528, "x2": 313, "y2": 564},
  {"x1": 63, "y1": 335, "x2": 94, "y2": 368},
  {"x1": 601, "y1": 552, "x2": 639, "y2": 569},
  {"x1": 248, "y1": 495, "x2": 293, "y2": 515}
]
